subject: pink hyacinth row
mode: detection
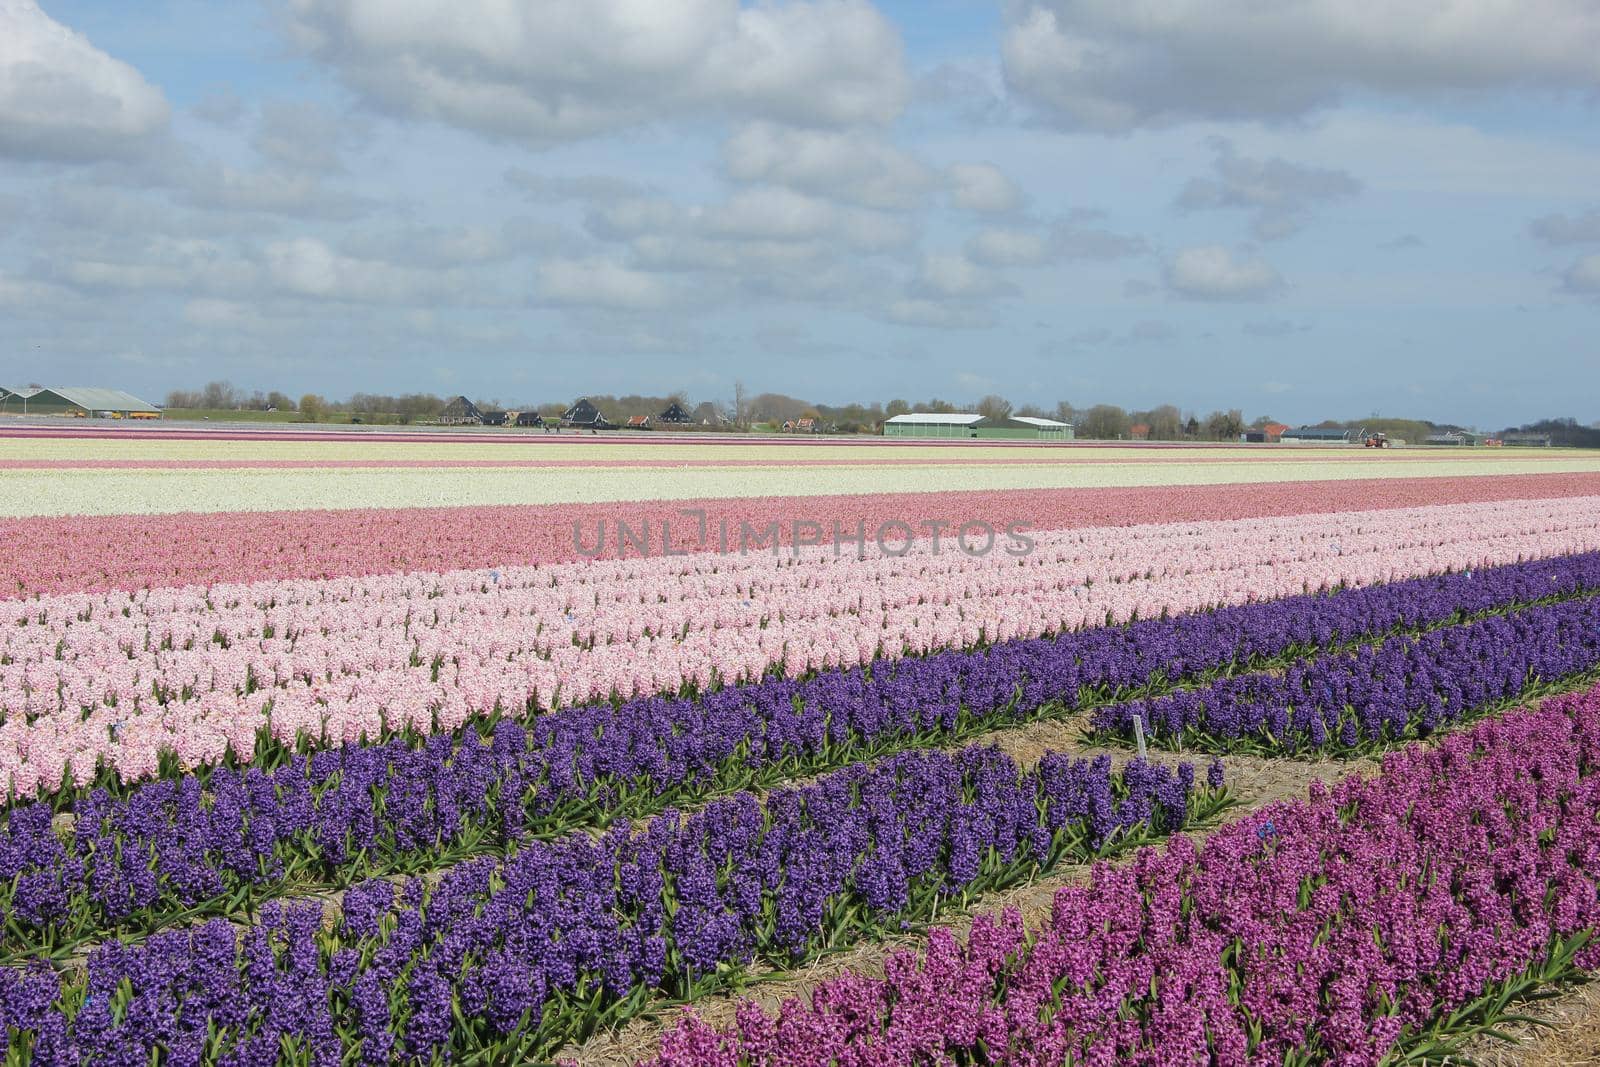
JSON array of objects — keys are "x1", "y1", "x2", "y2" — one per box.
[
  {"x1": 648, "y1": 683, "x2": 1600, "y2": 1067},
  {"x1": 2, "y1": 495, "x2": 1598, "y2": 799},
  {"x1": 3, "y1": 472, "x2": 1599, "y2": 598}
]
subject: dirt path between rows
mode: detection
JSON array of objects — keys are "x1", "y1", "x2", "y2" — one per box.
[
  {"x1": 561, "y1": 719, "x2": 1365, "y2": 1065},
  {"x1": 562, "y1": 714, "x2": 1600, "y2": 1066}
]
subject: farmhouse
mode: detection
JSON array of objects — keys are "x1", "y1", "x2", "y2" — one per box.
[
  {"x1": 562, "y1": 398, "x2": 610, "y2": 429},
  {"x1": 1241, "y1": 423, "x2": 1291, "y2": 443},
  {"x1": 0, "y1": 387, "x2": 160, "y2": 418},
  {"x1": 625, "y1": 415, "x2": 651, "y2": 429},
  {"x1": 480, "y1": 411, "x2": 508, "y2": 427},
  {"x1": 658, "y1": 401, "x2": 693, "y2": 425},
  {"x1": 436, "y1": 396, "x2": 484, "y2": 425},
  {"x1": 515, "y1": 411, "x2": 544, "y2": 428},
  {"x1": 884, "y1": 413, "x2": 1074, "y2": 441}
]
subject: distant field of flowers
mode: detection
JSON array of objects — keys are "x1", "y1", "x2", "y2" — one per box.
[{"x1": 3, "y1": 425, "x2": 1600, "y2": 1064}]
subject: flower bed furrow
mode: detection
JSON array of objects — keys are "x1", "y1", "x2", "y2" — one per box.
[
  {"x1": 644, "y1": 683, "x2": 1600, "y2": 1066},
  {"x1": 4, "y1": 551, "x2": 1597, "y2": 962},
  {"x1": 1092, "y1": 586, "x2": 1600, "y2": 754},
  {"x1": 0, "y1": 745, "x2": 1220, "y2": 1063},
  {"x1": 6, "y1": 497, "x2": 1599, "y2": 801},
  {"x1": 5, "y1": 473, "x2": 1599, "y2": 597}
]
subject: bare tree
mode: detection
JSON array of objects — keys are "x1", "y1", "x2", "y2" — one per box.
[
  {"x1": 1145, "y1": 404, "x2": 1183, "y2": 441},
  {"x1": 200, "y1": 380, "x2": 238, "y2": 409},
  {"x1": 976, "y1": 394, "x2": 1013, "y2": 420},
  {"x1": 1077, "y1": 404, "x2": 1132, "y2": 440},
  {"x1": 1202, "y1": 409, "x2": 1246, "y2": 441}
]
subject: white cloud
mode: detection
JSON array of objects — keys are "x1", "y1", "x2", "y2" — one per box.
[
  {"x1": 286, "y1": 0, "x2": 909, "y2": 145},
  {"x1": 1003, "y1": 0, "x2": 1600, "y2": 131},
  {"x1": 0, "y1": 0, "x2": 169, "y2": 160},
  {"x1": 1531, "y1": 209, "x2": 1600, "y2": 246},
  {"x1": 702, "y1": 186, "x2": 841, "y2": 241},
  {"x1": 0, "y1": 271, "x2": 74, "y2": 308},
  {"x1": 191, "y1": 87, "x2": 246, "y2": 127},
  {"x1": 559, "y1": 179, "x2": 916, "y2": 310},
  {"x1": 505, "y1": 169, "x2": 655, "y2": 204},
  {"x1": 912, "y1": 252, "x2": 1015, "y2": 300},
  {"x1": 966, "y1": 227, "x2": 1050, "y2": 267},
  {"x1": 1050, "y1": 216, "x2": 1147, "y2": 260},
  {"x1": 965, "y1": 219, "x2": 1145, "y2": 267},
  {"x1": 253, "y1": 101, "x2": 369, "y2": 174},
  {"x1": 1243, "y1": 318, "x2": 1309, "y2": 337},
  {"x1": 60, "y1": 237, "x2": 260, "y2": 296},
  {"x1": 1177, "y1": 137, "x2": 1361, "y2": 240},
  {"x1": 723, "y1": 122, "x2": 933, "y2": 209},
  {"x1": 339, "y1": 220, "x2": 567, "y2": 268},
  {"x1": 536, "y1": 257, "x2": 673, "y2": 310},
  {"x1": 1563, "y1": 253, "x2": 1600, "y2": 294},
  {"x1": 264, "y1": 236, "x2": 464, "y2": 303},
  {"x1": 883, "y1": 297, "x2": 991, "y2": 329},
  {"x1": 585, "y1": 198, "x2": 686, "y2": 242},
  {"x1": 1164, "y1": 245, "x2": 1283, "y2": 301},
  {"x1": 947, "y1": 162, "x2": 1022, "y2": 214},
  {"x1": 182, "y1": 298, "x2": 267, "y2": 330},
  {"x1": 180, "y1": 163, "x2": 372, "y2": 220}
]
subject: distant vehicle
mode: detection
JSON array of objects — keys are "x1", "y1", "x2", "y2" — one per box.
[{"x1": 1364, "y1": 432, "x2": 1389, "y2": 448}]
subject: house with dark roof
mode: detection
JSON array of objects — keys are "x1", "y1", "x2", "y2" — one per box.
[
  {"x1": 515, "y1": 411, "x2": 544, "y2": 428},
  {"x1": 1241, "y1": 424, "x2": 1291, "y2": 444},
  {"x1": 562, "y1": 398, "x2": 609, "y2": 428},
  {"x1": 480, "y1": 411, "x2": 508, "y2": 426},
  {"x1": 658, "y1": 401, "x2": 692, "y2": 425},
  {"x1": 436, "y1": 396, "x2": 484, "y2": 425}
]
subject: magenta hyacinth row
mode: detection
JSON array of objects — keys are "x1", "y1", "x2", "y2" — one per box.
[{"x1": 648, "y1": 682, "x2": 1600, "y2": 1066}]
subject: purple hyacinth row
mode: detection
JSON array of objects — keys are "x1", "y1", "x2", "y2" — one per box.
[
  {"x1": 1092, "y1": 583, "x2": 1600, "y2": 751},
  {"x1": 4, "y1": 550, "x2": 1597, "y2": 957},
  {"x1": 0, "y1": 745, "x2": 1214, "y2": 1064},
  {"x1": 649, "y1": 683, "x2": 1600, "y2": 1067}
]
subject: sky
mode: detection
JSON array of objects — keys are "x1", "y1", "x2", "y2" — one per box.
[{"x1": 1, "y1": 0, "x2": 1598, "y2": 428}]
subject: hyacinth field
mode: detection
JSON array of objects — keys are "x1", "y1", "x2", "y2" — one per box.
[{"x1": 4, "y1": 427, "x2": 1600, "y2": 1065}]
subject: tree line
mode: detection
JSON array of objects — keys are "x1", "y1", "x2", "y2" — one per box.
[
  {"x1": 157, "y1": 379, "x2": 1288, "y2": 440},
  {"x1": 160, "y1": 380, "x2": 1593, "y2": 442}
]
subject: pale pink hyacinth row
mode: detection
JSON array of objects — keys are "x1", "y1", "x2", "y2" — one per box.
[{"x1": 2, "y1": 496, "x2": 1598, "y2": 800}]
